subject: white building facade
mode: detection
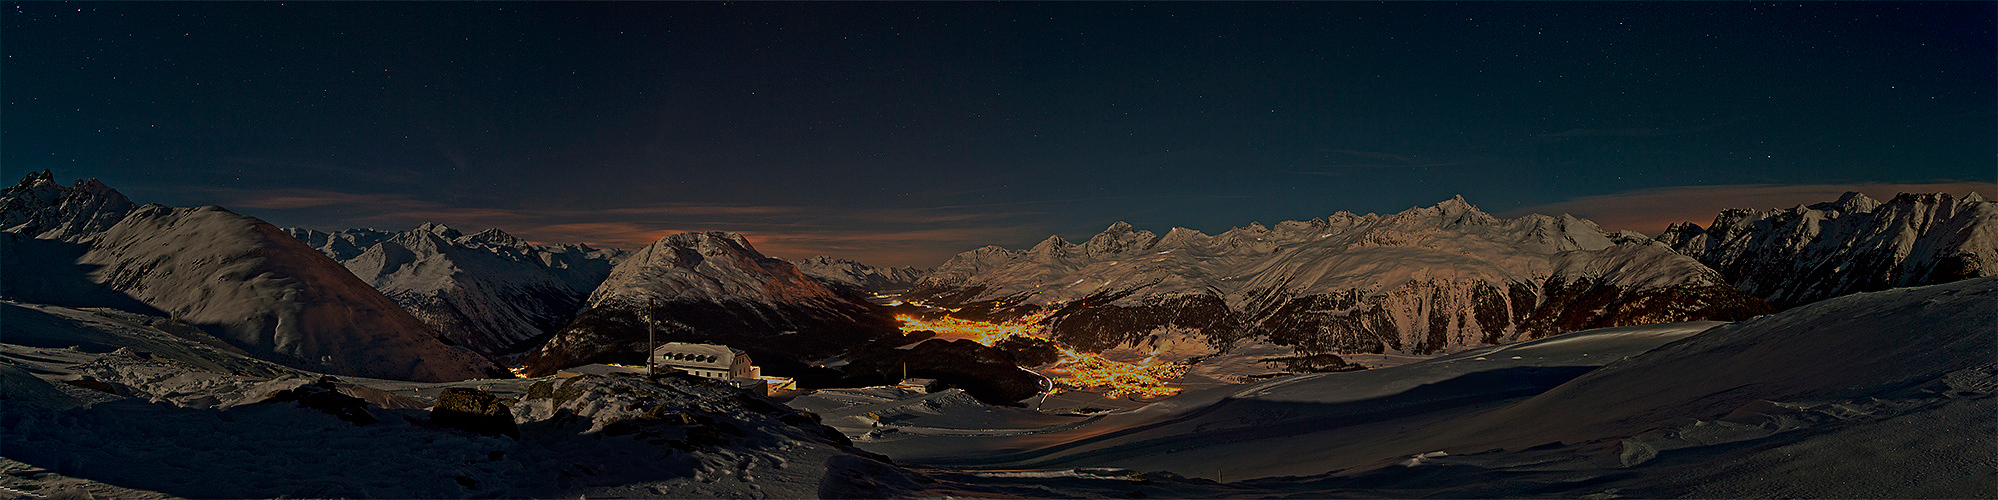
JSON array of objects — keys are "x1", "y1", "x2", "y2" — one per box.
[{"x1": 652, "y1": 342, "x2": 758, "y2": 380}]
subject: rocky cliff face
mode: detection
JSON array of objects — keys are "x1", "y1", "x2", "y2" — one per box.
[
  {"x1": 285, "y1": 224, "x2": 624, "y2": 357},
  {"x1": 0, "y1": 170, "x2": 502, "y2": 382},
  {"x1": 907, "y1": 197, "x2": 1771, "y2": 364},
  {"x1": 1656, "y1": 191, "x2": 1995, "y2": 308},
  {"x1": 522, "y1": 231, "x2": 897, "y2": 376},
  {"x1": 791, "y1": 255, "x2": 925, "y2": 293}
]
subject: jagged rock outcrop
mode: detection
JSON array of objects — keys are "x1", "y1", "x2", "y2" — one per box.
[
  {"x1": 430, "y1": 387, "x2": 519, "y2": 438},
  {"x1": 285, "y1": 224, "x2": 625, "y2": 357},
  {"x1": 522, "y1": 232, "x2": 897, "y2": 376},
  {"x1": 1657, "y1": 191, "x2": 1995, "y2": 308},
  {"x1": 791, "y1": 255, "x2": 926, "y2": 293},
  {"x1": 0, "y1": 170, "x2": 502, "y2": 382},
  {"x1": 906, "y1": 196, "x2": 1771, "y2": 364}
]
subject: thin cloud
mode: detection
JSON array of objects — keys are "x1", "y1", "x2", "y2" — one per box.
[
  {"x1": 1504, "y1": 182, "x2": 1998, "y2": 235},
  {"x1": 228, "y1": 190, "x2": 421, "y2": 210},
  {"x1": 1324, "y1": 149, "x2": 1420, "y2": 163},
  {"x1": 915, "y1": 194, "x2": 1256, "y2": 212},
  {"x1": 600, "y1": 204, "x2": 801, "y2": 216},
  {"x1": 1286, "y1": 164, "x2": 1462, "y2": 174},
  {"x1": 1294, "y1": 149, "x2": 1467, "y2": 173},
  {"x1": 1533, "y1": 122, "x2": 1729, "y2": 142},
  {"x1": 498, "y1": 223, "x2": 1045, "y2": 267},
  {"x1": 203, "y1": 187, "x2": 1044, "y2": 267}
]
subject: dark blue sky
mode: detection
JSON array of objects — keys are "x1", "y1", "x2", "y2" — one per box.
[{"x1": 6, "y1": 2, "x2": 1993, "y2": 266}]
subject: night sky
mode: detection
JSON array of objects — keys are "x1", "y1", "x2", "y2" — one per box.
[{"x1": 6, "y1": 2, "x2": 1993, "y2": 267}]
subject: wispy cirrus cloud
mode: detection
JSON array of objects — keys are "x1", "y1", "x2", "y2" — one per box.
[
  {"x1": 1291, "y1": 148, "x2": 1468, "y2": 173},
  {"x1": 229, "y1": 190, "x2": 421, "y2": 210},
  {"x1": 1503, "y1": 181, "x2": 1998, "y2": 235},
  {"x1": 202, "y1": 187, "x2": 1046, "y2": 267},
  {"x1": 1531, "y1": 121, "x2": 1731, "y2": 142},
  {"x1": 599, "y1": 204, "x2": 801, "y2": 217}
]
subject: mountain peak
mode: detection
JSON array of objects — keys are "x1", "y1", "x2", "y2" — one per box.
[
  {"x1": 466, "y1": 227, "x2": 527, "y2": 247},
  {"x1": 1809, "y1": 191, "x2": 1881, "y2": 214},
  {"x1": 1439, "y1": 194, "x2": 1473, "y2": 209},
  {"x1": 1083, "y1": 221, "x2": 1158, "y2": 257},
  {"x1": 1435, "y1": 195, "x2": 1489, "y2": 216},
  {"x1": 1391, "y1": 195, "x2": 1496, "y2": 227},
  {"x1": 1028, "y1": 235, "x2": 1071, "y2": 259},
  {"x1": 659, "y1": 231, "x2": 758, "y2": 257},
  {"x1": 1966, "y1": 192, "x2": 1988, "y2": 204},
  {"x1": 415, "y1": 222, "x2": 463, "y2": 239},
  {"x1": 1887, "y1": 192, "x2": 1953, "y2": 205},
  {"x1": 15, "y1": 169, "x2": 54, "y2": 188}
]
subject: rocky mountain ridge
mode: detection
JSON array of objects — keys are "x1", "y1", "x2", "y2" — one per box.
[
  {"x1": 522, "y1": 231, "x2": 897, "y2": 377},
  {"x1": 907, "y1": 196, "x2": 1771, "y2": 364},
  {"x1": 0, "y1": 170, "x2": 501, "y2": 381},
  {"x1": 791, "y1": 255, "x2": 925, "y2": 293},
  {"x1": 1656, "y1": 191, "x2": 1994, "y2": 308},
  {"x1": 285, "y1": 224, "x2": 625, "y2": 357}
]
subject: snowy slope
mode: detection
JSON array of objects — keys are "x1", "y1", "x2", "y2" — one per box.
[
  {"x1": 0, "y1": 171, "x2": 500, "y2": 382},
  {"x1": 522, "y1": 231, "x2": 897, "y2": 376},
  {"x1": 852, "y1": 277, "x2": 1995, "y2": 497},
  {"x1": 1658, "y1": 191, "x2": 1996, "y2": 308},
  {"x1": 285, "y1": 224, "x2": 624, "y2": 357},
  {"x1": 0, "y1": 303, "x2": 895, "y2": 499},
  {"x1": 791, "y1": 255, "x2": 925, "y2": 293},
  {"x1": 907, "y1": 197, "x2": 1769, "y2": 365}
]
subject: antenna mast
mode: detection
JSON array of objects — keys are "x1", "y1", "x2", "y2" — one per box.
[{"x1": 646, "y1": 296, "x2": 656, "y2": 379}]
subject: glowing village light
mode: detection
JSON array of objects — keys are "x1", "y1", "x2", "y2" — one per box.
[{"x1": 894, "y1": 311, "x2": 1187, "y2": 399}]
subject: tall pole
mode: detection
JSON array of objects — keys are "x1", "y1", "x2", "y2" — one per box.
[{"x1": 646, "y1": 296, "x2": 656, "y2": 379}]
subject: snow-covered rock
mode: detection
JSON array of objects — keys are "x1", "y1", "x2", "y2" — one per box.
[
  {"x1": 0, "y1": 306, "x2": 892, "y2": 499},
  {"x1": 1657, "y1": 191, "x2": 1996, "y2": 308},
  {"x1": 907, "y1": 196, "x2": 1771, "y2": 363},
  {"x1": 791, "y1": 255, "x2": 925, "y2": 292},
  {"x1": 522, "y1": 231, "x2": 897, "y2": 376},
  {"x1": 0, "y1": 170, "x2": 501, "y2": 382},
  {"x1": 284, "y1": 224, "x2": 625, "y2": 357}
]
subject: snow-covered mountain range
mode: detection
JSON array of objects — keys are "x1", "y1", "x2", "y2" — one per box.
[
  {"x1": 522, "y1": 231, "x2": 897, "y2": 376},
  {"x1": 791, "y1": 255, "x2": 925, "y2": 293},
  {"x1": 285, "y1": 224, "x2": 625, "y2": 357},
  {"x1": 906, "y1": 196, "x2": 1771, "y2": 362},
  {"x1": 1657, "y1": 191, "x2": 1994, "y2": 308},
  {"x1": 0, "y1": 170, "x2": 500, "y2": 382}
]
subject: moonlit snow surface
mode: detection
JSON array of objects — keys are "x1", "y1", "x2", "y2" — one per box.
[
  {"x1": 874, "y1": 277, "x2": 1995, "y2": 497},
  {"x1": 2, "y1": 277, "x2": 1991, "y2": 498},
  {"x1": 0, "y1": 302, "x2": 879, "y2": 499}
]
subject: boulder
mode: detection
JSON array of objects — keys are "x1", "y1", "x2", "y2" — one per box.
[{"x1": 430, "y1": 387, "x2": 519, "y2": 439}]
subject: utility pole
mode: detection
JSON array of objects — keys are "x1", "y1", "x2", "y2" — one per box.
[
  {"x1": 1035, "y1": 376, "x2": 1053, "y2": 411},
  {"x1": 646, "y1": 296, "x2": 656, "y2": 380}
]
